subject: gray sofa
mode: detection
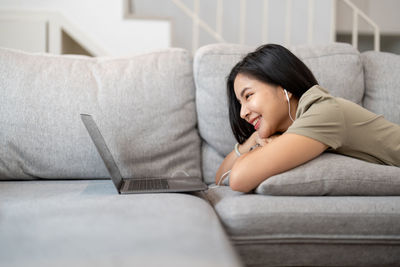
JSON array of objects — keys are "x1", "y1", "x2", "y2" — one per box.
[{"x1": 0, "y1": 42, "x2": 399, "y2": 267}]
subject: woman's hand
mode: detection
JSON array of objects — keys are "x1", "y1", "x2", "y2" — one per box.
[
  {"x1": 237, "y1": 131, "x2": 258, "y2": 153},
  {"x1": 252, "y1": 133, "x2": 281, "y2": 148},
  {"x1": 239, "y1": 132, "x2": 282, "y2": 152},
  {"x1": 254, "y1": 133, "x2": 269, "y2": 147},
  {"x1": 215, "y1": 132, "x2": 281, "y2": 184}
]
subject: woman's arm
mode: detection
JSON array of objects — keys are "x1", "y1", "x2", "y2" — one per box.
[
  {"x1": 229, "y1": 133, "x2": 328, "y2": 192},
  {"x1": 215, "y1": 131, "x2": 261, "y2": 184}
]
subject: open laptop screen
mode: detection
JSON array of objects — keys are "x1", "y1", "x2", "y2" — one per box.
[{"x1": 80, "y1": 114, "x2": 123, "y2": 189}]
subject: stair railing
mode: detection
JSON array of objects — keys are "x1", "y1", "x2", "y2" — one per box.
[
  {"x1": 167, "y1": 0, "x2": 380, "y2": 52},
  {"x1": 340, "y1": 0, "x2": 380, "y2": 51}
]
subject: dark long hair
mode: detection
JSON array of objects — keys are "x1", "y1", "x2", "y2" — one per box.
[{"x1": 227, "y1": 44, "x2": 318, "y2": 144}]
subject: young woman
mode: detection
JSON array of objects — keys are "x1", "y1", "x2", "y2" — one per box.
[{"x1": 216, "y1": 44, "x2": 400, "y2": 193}]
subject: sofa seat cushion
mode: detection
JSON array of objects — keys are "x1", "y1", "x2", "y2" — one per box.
[
  {"x1": 205, "y1": 187, "x2": 400, "y2": 266},
  {"x1": 194, "y1": 43, "x2": 364, "y2": 184},
  {"x1": 0, "y1": 47, "x2": 201, "y2": 180},
  {"x1": 0, "y1": 180, "x2": 242, "y2": 267}
]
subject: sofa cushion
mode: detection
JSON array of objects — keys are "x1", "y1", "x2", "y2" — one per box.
[
  {"x1": 290, "y1": 43, "x2": 364, "y2": 104},
  {"x1": 205, "y1": 186, "x2": 400, "y2": 266},
  {"x1": 0, "y1": 47, "x2": 201, "y2": 180},
  {"x1": 361, "y1": 51, "x2": 400, "y2": 124},
  {"x1": 255, "y1": 153, "x2": 400, "y2": 196},
  {"x1": 0, "y1": 180, "x2": 242, "y2": 267},
  {"x1": 194, "y1": 42, "x2": 364, "y2": 183}
]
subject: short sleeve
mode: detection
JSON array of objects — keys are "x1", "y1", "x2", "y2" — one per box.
[{"x1": 285, "y1": 98, "x2": 345, "y2": 149}]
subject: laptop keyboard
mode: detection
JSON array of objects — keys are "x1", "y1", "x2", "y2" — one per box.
[{"x1": 127, "y1": 178, "x2": 169, "y2": 191}]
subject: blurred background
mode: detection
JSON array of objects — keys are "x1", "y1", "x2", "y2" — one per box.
[{"x1": 0, "y1": 0, "x2": 398, "y2": 57}]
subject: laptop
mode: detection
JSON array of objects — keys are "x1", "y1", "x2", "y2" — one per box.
[{"x1": 80, "y1": 114, "x2": 207, "y2": 194}]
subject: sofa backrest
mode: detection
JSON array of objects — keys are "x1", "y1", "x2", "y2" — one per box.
[
  {"x1": 0, "y1": 48, "x2": 201, "y2": 180},
  {"x1": 361, "y1": 51, "x2": 400, "y2": 125},
  {"x1": 194, "y1": 42, "x2": 365, "y2": 184}
]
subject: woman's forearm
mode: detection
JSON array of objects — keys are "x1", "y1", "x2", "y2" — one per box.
[
  {"x1": 215, "y1": 150, "x2": 238, "y2": 184},
  {"x1": 215, "y1": 141, "x2": 255, "y2": 184},
  {"x1": 229, "y1": 134, "x2": 328, "y2": 193}
]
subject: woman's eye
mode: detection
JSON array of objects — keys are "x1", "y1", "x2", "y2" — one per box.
[{"x1": 245, "y1": 93, "x2": 252, "y2": 100}]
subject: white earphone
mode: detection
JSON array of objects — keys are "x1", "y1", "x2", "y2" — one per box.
[
  {"x1": 284, "y1": 89, "x2": 295, "y2": 122},
  {"x1": 284, "y1": 89, "x2": 290, "y2": 102}
]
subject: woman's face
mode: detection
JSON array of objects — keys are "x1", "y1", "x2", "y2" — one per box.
[{"x1": 233, "y1": 73, "x2": 294, "y2": 139}]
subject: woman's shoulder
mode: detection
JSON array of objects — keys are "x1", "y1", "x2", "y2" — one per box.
[
  {"x1": 288, "y1": 85, "x2": 345, "y2": 150},
  {"x1": 296, "y1": 85, "x2": 336, "y2": 119}
]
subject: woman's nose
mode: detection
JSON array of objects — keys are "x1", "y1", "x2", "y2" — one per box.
[{"x1": 240, "y1": 104, "x2": 249, "y2": 119}]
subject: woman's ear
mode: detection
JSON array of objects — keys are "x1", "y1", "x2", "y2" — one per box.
[
  {"x1": 283, "y1": 89, "x2": 291, "y2": 102},
  {"x1": 278, "y1": 86, "x2": 291, "y2": 100}
]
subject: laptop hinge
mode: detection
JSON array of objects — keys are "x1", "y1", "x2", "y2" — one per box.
[{"x1": 118, "y1": 180, "x2": 127, "y2": 194}]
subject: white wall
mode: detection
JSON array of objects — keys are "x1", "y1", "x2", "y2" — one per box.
[
  {"x1": 0, "y1": 0, "x2": 171, "y2": 56},
  {"x1": 0, "y1": 16, "x2": 47, "y2": 52}
]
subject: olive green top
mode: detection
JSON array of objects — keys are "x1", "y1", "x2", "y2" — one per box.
[{"x1": 286, "y1": 85, "x2": 400, "y2": 166}]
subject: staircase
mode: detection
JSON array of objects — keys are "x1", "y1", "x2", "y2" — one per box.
[
  {"x1": 336, "y1": 0, "x2": 400, "y2": 54},
  {"x1": 130, "y1": 0, "x2": 383, "y2": 53},
  {"x1": 0, "y1": 0, "x2": 390, "y2": 56},
  {"x1": 132, "y1": 0, "x2": 336, "y2": 53}
]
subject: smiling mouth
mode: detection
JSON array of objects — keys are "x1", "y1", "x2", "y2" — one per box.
[{"x1": 252, "y1": 117, "x2": 261, "y2": 130}]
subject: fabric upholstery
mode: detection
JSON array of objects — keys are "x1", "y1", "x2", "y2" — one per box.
[
  {"x1": 362, "y1": 51, "x2": 400, "y2": 124},
  {"x1": 290, "y1": 43, "x2": 364, "y2": 104},
  {"x1": 204, "y1": 186, "x2": 400, "y2": 266},
  {"x1": 0, "y1": 180, "x2": 242, "y2": 267},
  {"x1": 0, "y1": 47, "x2": 201, "y2": 180},
  {"x1": 2, "y1": 42, "x2": 399, "y2": 267},
  {"x1": 255, "y1": 152, "x2": 400, "y2": 196},
  {"x1": 194, "y1": 44, "x2": 250, "y2": 184},
  {"x1": 194, "y1": 42, "x2": 364, "y2": 183},
  {"x1": 237, "y1": 242, "x2": 400, "y2": 267}
]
